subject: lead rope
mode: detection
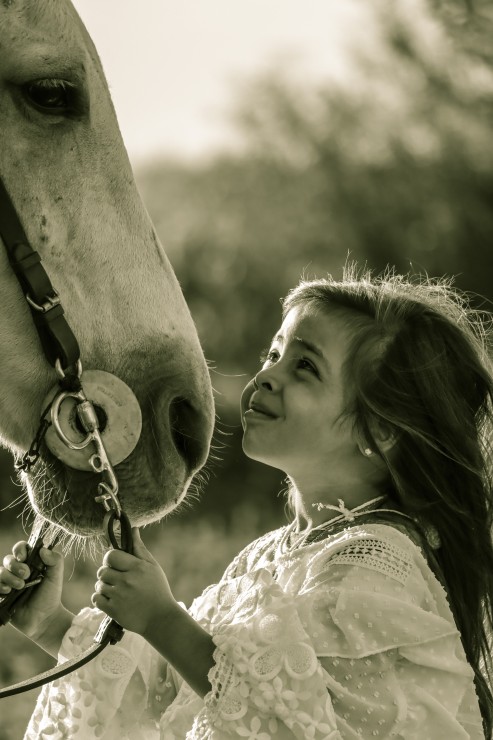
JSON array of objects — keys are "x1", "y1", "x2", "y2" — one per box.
[
  {"x1": 0, "y1": 363, "x2": 134, "y2": 699},
  {"x1": 0, "y1": 514, "x2": 132, "y2": 698}
]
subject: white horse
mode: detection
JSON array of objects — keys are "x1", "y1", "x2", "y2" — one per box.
[{"x1": 0, "y1": 0, "x2": 215, "y2": 536}]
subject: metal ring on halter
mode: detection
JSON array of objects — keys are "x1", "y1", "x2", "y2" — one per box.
[
  {"x1": 50, "y1": 390, "x2": 94, "y2": 451},
  {"x1": 55, "y1": 358, "x2": 82, "y2": 381}
]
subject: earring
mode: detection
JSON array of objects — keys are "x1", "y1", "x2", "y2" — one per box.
[{"x1": 363, "y1": 447, "x2": 373, "y2": 457}]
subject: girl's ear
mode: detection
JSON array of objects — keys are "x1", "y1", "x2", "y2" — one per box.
[{"x1": 356, "y1": 418, "x2": 398, "y2": 457}]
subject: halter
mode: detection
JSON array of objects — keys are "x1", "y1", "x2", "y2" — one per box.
[{"x1": 0, "y1": 174, "x2": 140, "y2": 697}]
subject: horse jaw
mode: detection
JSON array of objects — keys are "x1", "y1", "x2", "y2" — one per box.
[{"x1": 0, "y1": 1, "x2": 215, "y2": 534}]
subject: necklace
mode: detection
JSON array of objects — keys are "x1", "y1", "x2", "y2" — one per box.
[
  {"x1": 280, "y1": 495, "x2": 387, "y2": 553},
  {"x1": 312, "y1": 495, "x2": 386, "y2": 520}
]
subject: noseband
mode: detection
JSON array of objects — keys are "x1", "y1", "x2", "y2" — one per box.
[{"x1": 0, "y1": 175, "x2": 138, "y2": 697}]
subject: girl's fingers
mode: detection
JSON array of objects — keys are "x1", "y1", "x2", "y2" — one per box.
[
  {"x1": 2, "y1": 553, "x2": 15, "y2": 569},
  {"x1": 91, "y1": 585, "x2": 113, "y2": 609},
  {"x1": 12, "y1": 541, "x2": 28, "y2": 562},
  {"x1": 94, "y1": 580, "x2": 113, "y2": 597},
  {"x1": 38, "y1": 547, "x2": 61, "y2": 567},
  {"x1": 0, "y1": 566, "x2": 25, "y2": 590},
  {"x1": 96, "y1": 565, "x2": 118, "y2": 584},
  {"x1": 2, "y1": 553, "x2": 30, "y2": 579},
  {"x1": 102, "y1": 549, "x2": 135, "y2": 571}
]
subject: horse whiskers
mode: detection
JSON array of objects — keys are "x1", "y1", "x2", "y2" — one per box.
[
  {"x1": 166, "y1": 488, "x2": 201, "y2": 519},
  {"x1": 1, "y1": 492, "x2": 29, "y2": 511}
]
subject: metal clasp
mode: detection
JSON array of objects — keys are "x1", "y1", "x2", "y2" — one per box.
[
  {"x1": 26, "y1": 292, "x2": 61, "y2": 313},
  {"x1": 50, "y1": 386, "x2": 121, "y2": 516}
]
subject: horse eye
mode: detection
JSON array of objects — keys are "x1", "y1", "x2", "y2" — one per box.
[{"x1": 23, "y1": 79, "x2": 75, "y2": 114}]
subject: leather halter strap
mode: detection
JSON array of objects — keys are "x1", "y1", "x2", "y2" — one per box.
[{"x1": 0, "y1": 175, "x2": 80, "y2": 371}]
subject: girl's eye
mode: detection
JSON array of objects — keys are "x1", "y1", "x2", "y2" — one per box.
[
  {"x1": 259, "y1": 349, "x2": 318, "y2": 376},
  {"x1": 297, "y1": 358, "x2": 318, "y2": 375},
  {"x1": 259, "y1": 348, "x2": 279, "y2": 365}
]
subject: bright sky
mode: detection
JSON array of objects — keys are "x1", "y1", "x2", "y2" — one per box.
[{"x1": 72, "y1": 0, "x2": 365, "y2": 165}]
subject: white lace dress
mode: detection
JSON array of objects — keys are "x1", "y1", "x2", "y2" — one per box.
[{"x1": 25, "y1": 523, "x2": 485, "y2": 739}]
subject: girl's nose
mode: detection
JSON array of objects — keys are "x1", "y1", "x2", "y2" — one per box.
[{"x1": 255, "y1": 366, "x2": 280, "y2": 392}]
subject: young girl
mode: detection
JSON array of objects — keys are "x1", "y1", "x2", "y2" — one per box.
[{"x1": 1, "y1": 267, "x2": 492, "y2": 739}]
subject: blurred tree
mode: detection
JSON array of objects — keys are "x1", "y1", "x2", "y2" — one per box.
[
  {"x1": 430, "y1": 0, "x2": 493, "y2": 65},
  {"x1": 136, "y1": 0, "x2": 493, "y2": 514},
  {"x1": 227, "y1": 0, "x2": 493, "y2": 293}
]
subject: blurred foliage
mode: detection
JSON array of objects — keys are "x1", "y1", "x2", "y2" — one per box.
[
  {"x1": 1, "y1": 0, "x2": 492, "y2": 735},
  {"x1": 139, "y1": 0, "x2": 493, "y2": 399}
]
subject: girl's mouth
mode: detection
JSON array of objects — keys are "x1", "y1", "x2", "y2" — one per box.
[{"x1": 244, "y1": 407, "x2": 278, "y2": 421}]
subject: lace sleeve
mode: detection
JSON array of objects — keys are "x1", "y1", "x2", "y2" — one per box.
[
  {"x1": 25, "y1": 607, "x2": 163, "y2": 740},
  {"x1": 156, "y1": 526, "x2": 482, "y2": 738},
  {"x1": 190, "y1": 569, "x2": 342, "y2": 739},
  {"x1": 297, "y1": 526, "x2": 483, "y2": 738}
]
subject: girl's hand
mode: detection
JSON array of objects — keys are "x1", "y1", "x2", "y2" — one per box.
[
  {"x1": 92, "y1": 528, "x2": 176, "y2": 637},
  {"x1": 0, "y1": 540, "x2": 65, "y2": 643}
]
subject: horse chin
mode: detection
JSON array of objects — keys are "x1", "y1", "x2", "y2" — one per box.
[{"x1": 25, "y1": 437, "x2": 191, "y2": 536}]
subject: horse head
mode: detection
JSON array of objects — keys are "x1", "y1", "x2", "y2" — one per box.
[{"x1": 0, "y1": 0, "x2": 215, "y2": 536}]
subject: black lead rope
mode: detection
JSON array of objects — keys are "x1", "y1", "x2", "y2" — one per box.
[
  {"x1": 0, "y1": 617, "x2": 123, "y2": 699},
  {"x1": 0, "y1": 512, "x2": 134, "y2": 699}
]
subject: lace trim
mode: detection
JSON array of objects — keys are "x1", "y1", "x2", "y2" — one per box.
[
  {"x1": 191, "y1": 649, "x2": 241, "y2": 737},
  {"x1": 204, "y1": 647, "x2": 239, "y2": 720},
  {"x1": 325, "y1": 537, "x2": 413, "y2": 585}
]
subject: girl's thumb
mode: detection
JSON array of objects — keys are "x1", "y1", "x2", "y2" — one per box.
[{"x1": 131, "y1": 527, "x2": 152, "y2": 560}]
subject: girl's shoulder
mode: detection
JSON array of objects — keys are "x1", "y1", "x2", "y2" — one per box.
[
  {"x1": 222, "y1": 525, "x2": 287, "y2": 580},
  {"x1": 302, "y1": 517, "x2": 444, "y2": 591},
  {"x1": 303, "y1": 508, "x2": 440, "y2": 564}
]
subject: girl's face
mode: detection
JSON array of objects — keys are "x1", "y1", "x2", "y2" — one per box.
[{"x1": 241, "y1": 305, "x2": 358, "y2": 482}]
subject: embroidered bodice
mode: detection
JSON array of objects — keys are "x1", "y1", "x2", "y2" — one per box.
[{"x1": 25, "y1": 522, "x2": 484, "y2": 739}]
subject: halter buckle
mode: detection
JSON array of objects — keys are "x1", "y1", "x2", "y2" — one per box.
[{"x1": 26, "y1": 291, "x2": 60, "y2": 313}]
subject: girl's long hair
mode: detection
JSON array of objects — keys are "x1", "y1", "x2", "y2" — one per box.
[{"x1": 283, "y1": 265, "x2": 493, "y2": 736}]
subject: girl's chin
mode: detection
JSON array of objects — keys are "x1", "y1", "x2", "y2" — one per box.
[{"x1": 241, "y1": 441, "x2": 279, "y2": 468}]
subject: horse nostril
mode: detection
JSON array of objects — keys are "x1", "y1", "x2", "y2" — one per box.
[{"x1": 169, "y1": 397, "x2": 205, "y2": 473}]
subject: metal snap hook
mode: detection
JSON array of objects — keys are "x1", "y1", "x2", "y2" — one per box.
[{"x1": 96, "y1": 481, "x2": 121, "y2": 517}]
